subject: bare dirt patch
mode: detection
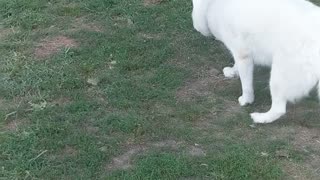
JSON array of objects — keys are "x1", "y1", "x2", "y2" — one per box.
[
  {"x1": 281, "y1": 155, "x2": 320, "y2": 179},
  {"x1": 86, "y1": 87, "x2": 107, "y2": 104},
  {"x1": 187, "y1": 145, "x2": 206, "y2": 157},
  {"x1": 177, "y1": 65, "x2": 243, "y2": 133},
  {"x1": 0, "y1": 26, "x2": 20, "y2": 40},
  {"x1": 281, "y1": 160, "x2": 317, "y2": 180},
  {"x1": 176, "y1": 67, "x2": 222, "y2": 102},
  {"x1": 0, "y1": 28, "x2": 11, "y2": 40},
  {"x1": 219, "y1": 99, "x2": 243, "y2": 117},
  {"x1": 292, "y1": 127, "x2": 320, "y2": 153},
  {"x1": 62, "y1": 145, "x2": 78, "y2": 157},
  {"x1": 271, "y1": 126, "x2": 320, "y2": 179},
  {"x1": 292, "y1": 127, "x2": 320, "y2": 177},
  {"x1": 34, "y1": 36, "x2": 78, "y2": 58},
  {"x1": 106, "y1": 140, "x2": 206, "y2": 171},
  {"x1": 308, "y1": 155, "x2": 320, "y2": 177},
  {"x1": 4, "y1": 119, "x2": 23, "y2": 132},
  {"x1": 51, "y1": 97, "x2": 71, "y2": 107},
  {"x1": 48, "y1": 145, "x2": 79, "y2": 161},
  {"x1": 106, "y1": 145, "x2": 147, "y2": 171},
  {"x1": 143, "y1": 0, "x2": 164, "y2": 6},
  {"x1": 0, "y1": 98, "x2": 7, "y2": 109}
]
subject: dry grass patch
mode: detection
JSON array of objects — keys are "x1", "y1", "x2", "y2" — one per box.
[
  {"x1": 292, "y1": 127, "x2": 320, "y2": 152},
  {"x1": 0, "y1": 28, "x2": 12, "y2": 40},
  {"x1": 176, "y1": 67, "x2": 221, "y2": 102},
  {"x1": 51, "y1": 97, "x2": 71, "y2": 107},
  {"x1": 3, "y1": 119, "x2": 24, "y2": 132},
  {"x1": 62, "y1": 145, "x2": 78, "y2": 157},
  {"x1": 106, "y1": 140, "x2": 206, "y2": 171},
  {"x1": 34, "y1": 36, "x2": 78, "y2": 58},
  {"x1": 106, "y1": 145, "x2": 147, "y2": 171}
]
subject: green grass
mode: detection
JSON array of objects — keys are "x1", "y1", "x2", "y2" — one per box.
[
  {"x1": 110, "y1": 145, "x2": 283, "y2": 180},
  {"x1": 1, "y1": 0, "x2": 320, "y2": 179}
]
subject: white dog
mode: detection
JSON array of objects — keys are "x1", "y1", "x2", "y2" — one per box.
[{"x1": 192, "y1": 0, "x2": 320, "y2": 123}]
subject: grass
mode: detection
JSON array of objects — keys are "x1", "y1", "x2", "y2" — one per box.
[{"x1": 1, "y1": 0, "x2": 320, "y2": 179}]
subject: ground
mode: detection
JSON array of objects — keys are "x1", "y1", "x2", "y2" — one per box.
[{"x1": 1, "y1": 0, "x2": 320, "y2": 179}]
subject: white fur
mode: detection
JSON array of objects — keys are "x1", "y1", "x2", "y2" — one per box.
[{"x1": 192, "y1": 0, "x2": 320, "y2": 123}]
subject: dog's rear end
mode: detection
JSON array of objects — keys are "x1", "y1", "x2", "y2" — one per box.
[{"x1": 191, "y1": 0, "x2": 320, "y2": 123}]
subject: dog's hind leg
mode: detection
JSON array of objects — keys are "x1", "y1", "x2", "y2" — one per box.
[
  {"x1": 223, "y1": 64, "x2": 239, "y2": 78},
  {"x1": 251, "y1": 57, "x2": 317, "y2": 123}
]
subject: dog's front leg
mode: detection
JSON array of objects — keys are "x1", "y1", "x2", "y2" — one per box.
[{"x1": 233, "y1": 51, "x2": 254, "y2": 106}]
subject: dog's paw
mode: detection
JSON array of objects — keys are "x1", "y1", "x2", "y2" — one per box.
[
  {"x1": 238, "y1": 96, "x2": 254, "y2": 106},
  {"x1": 251, "y1": 112, "x2": 276, "y2": 124},
  {"x1": 223, "y1": 67, "x2": 238, "y2": 78}
]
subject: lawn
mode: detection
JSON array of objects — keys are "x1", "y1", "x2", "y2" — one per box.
[{"x1": 1, "y1": 0, "x2": 320, "y2": 179}]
